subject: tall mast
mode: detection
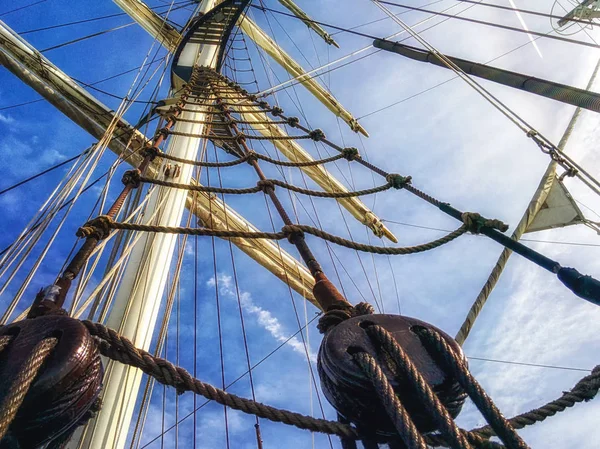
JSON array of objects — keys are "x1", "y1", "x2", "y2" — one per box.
[{"x1": 79, "y1": 1, "x2": 221, "y2": 447}]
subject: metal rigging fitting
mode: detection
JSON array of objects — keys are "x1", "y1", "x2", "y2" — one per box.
[{"x1": 317, "y1": 314, "x2": 467, "y2": 440}]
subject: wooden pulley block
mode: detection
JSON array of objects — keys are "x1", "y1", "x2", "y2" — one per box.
[
  {"x1": 317, "y1": 314, "x2": 466, "y2": 439},
  {"x1": 0, "y1": 315, "x2": 103, "y2": 449}
]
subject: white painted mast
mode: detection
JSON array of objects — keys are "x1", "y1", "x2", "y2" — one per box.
[{"x1": 79, "y1": 1, "x2": 220, "y2": 447}]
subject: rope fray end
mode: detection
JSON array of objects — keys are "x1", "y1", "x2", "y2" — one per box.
[
  {"x1": 461, "y1": 212, "x2": 508, "y2": 234},
  {"x1": 77, "y1": 215, "x2": 113, "y2": 240}
]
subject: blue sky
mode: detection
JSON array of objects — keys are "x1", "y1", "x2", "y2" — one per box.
[{"x1": 1, "y1": 1, "x2": 600, "y2": 448}]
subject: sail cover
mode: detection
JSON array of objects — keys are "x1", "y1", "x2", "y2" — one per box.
[{"x1": 525, "y1": 177, "x2": 585, "y2": 233}]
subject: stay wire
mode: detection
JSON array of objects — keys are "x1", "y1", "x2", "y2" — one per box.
[
  {"x1": 0, "y1": 0, "x2": 47, "y2": 17},
  {"x1": 227, "y1": 42, "x2": 332, "y2": 437},
  {"x1": 138, "y1": 312, "x2": 322, "y2": 449},
  {"x1": 455, "y1": 0, "x2": 600, "y2": 28},
  {"x1": 254, "y1": 8, "x2": 382, "y2": 312},
  {"x1": 376, "y1": 0, "x2": 600, "y2": 49},
  {"x1": 251, "y1": 3, "x2": 600, "y2": 50},
  {"x1": 16, "y1": 1, "x2": 193, "y2": 35},
  {"x1": 0, "y1": 57, "x2": 166, "y2": 112},
  {"x1": 0, "y1": 151, "x2": 84, "y2": 197}
]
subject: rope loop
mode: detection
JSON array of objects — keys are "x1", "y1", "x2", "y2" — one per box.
[
  {"x1": 245, "y1": 151, "x2": 258, "y2": 164},
  {"x1": 154, "y1": 127, "x2": 169, "y2": 141},
  {"x1": 271, "y1": 106, "x2": 284, "y2": 117},
  {"x1": 317, "y1": 301, "x2": 375, "y2": 333},
  {"x1": 121, "y1": 169, "x2": 141, "y2": 188},
  {"x1": 386, "y1": 174, "x2": 412, "y2": 189},
  {"x1": 354, "y1": 302, "x2": 375, "y2": 316},
  {"x1": 141, "y1": 145, "x2": 160, "y2": 161},
  {"x1": 309, "y1": 129, "x2": 326, "y2": 142},
  {"x1": 281, "y1": 224, "x2": 305, "y2": 244},
  {"x1": 287, "y1": 116, "x2": 300, "y2": 127},
  {"x1": 461, "y1": 212, "x2": 508, "y2": 234},
  {"x1": 76, "y1": 215, "x2": 113, "y2": 240},
  {"x1": 257, "y1": 179, "x2": 275, "y2": 193},
  {"x1": 318, "y1": 302, "x2": 354, "y2": 333},
  {"x1": 235, "y1": 133, "x2": 247, "y2": 143},
  {"x1": 342, "y1": 147, "x2": 360, "y2": 161}
]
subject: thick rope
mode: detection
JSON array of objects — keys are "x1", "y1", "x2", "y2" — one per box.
[
  {"x1": 153, "y1": 150, "x2": 348, "y2": 168},
  {"x1": 364, "y1": 324, "x2": 473, "y2": 449},
  {"x1": 140, "y1": 176, "x2": 396, "y2": 198},
  {"x1": 269, "y1": 179, "x2": 393, "y2": 198},
  {"x1": 473, "y1": 365, "x2": 600, "y2": 438},
  {"x1": 0, "y1": 337, "x2": 58, "y2": 441},
  {"x1": 139, "y1": 177, "x2": 263, "y2": 195},
  {"x1": 104, "y1": 219, "x2": 467, "y2": 255},
  {"x1": 82, "y1": 321, "x2": 360, "y2": 439},
  {"x1": 414, "y1": 327, "x2": 529, "y2": 449},
  {"x1": 166, "y1": 130, "x2": 316, "y2": 141},
  {"x1": 318, "y1": 301, "x2": 374, "y2": 333},
  {"x1": 108, "y1": 222, "x2": 282, "y2": 239},
  {"x1": 352, "y1": 351, "x2": 428, "y2": 449},
  {"x1": 287, "y1": 224, "x2": 468, "y2": 255}
]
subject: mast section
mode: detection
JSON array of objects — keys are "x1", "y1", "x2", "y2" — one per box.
[{"x1": 80, "y1": 2, "x2": 240, "y2": 447}]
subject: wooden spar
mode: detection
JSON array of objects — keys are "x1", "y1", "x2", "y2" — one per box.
[
  {"x1": 112, "y1": 0, "x2": 368, "y2": 136},
  {"x1": 111, "y1": 0, "x2": 181, "y2": 52},
  {"x1": 237, "y1": 16, "x2": 369, "y2": 137},
  {"x1": 80, "y1": 2, "x2": 238, "y2": 447},
  {"x1": 276, "y1": 0, "x2": 339, "y2": 47},
  {"x1": 373, "y1": 39, "x2": 600, "y2": 114},
  {"x1": 111, "y1": 0, "x2": 390, "y2": 239},
  {"x1": 0, "y1": 19, "x2": 316, "y2": 303}
]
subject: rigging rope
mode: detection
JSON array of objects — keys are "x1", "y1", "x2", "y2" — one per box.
[{"x1": 0, "y1": 337, "x2": 58, "y2": 441}]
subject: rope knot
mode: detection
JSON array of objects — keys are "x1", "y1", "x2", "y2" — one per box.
[
  {"x1": 271, "y1": 106, "x2": 284, "y2": 117},
  {"x1": 257, "y1": 179, "x2": 275, "y2": 192},
  {"x1": 121, "y1": 169, "x2": 142, "y2": 188},
  {"x1": 245, "y1": 151, "x2": 258, "y2": 164},
  {"x1": 461, "y1": 212, "x2": 508, "y2": 234},
  {"x1": 247, "y1": 94, "x2": 258, "y2": 102},
  {"x1": 165, "y1": 113, "x2": 178, "y2": 125},
  {"x1": 169, "y1": 105, "x2": 182, "y2": 115},
  {"x1": 353, "y1": 302, "x2": 375, "y2": 316},
  {"x1": 341, "y1": 147, "x2": 359, "y2": 161},
  {"x1": 281, "y1": 224, "x2": 304, "y2": 244},
  {"x1": 258, "y1": 100, "x2": 269, "y2": 109},
  {"x1": 141, "y1": 145, "x2": 160, "y2": 161},
  {"x1": 317, "y1": 302, "x2": 374, "y2": 333},
  {"x1": 235, "y1": 133, "x2": 247, "y2": 143},
  {"x1": 287, "y1": 116, "x2": 300, "y2": 127},
  {"x1": 154, "y1": 127, "x2": 169, "y2": 141},
  {"x1": 317, "y1": 303, "x2": 354, "y2": 333},
  {"x1": 386, "y1": 174, "x2": 412, "y2": 189},
  {"x1": 309, "y1": 129, "x2": 325, "y2": 141},
  {"x1": 76, "y1": 215, "x2": 113, "y2": 240}
]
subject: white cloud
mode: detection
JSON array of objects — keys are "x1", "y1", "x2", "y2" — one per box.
[
  {"x1": 0, "y1": 113, "x2": 15, "y2": 125},
  {"x1": 207, "y1": 274, "x2": 317, "y2": 363}
]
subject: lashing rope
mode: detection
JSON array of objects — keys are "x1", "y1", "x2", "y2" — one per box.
[
  {"x1": 81, "y1": 320, "x2": 360, "y2": 439},
  {"x1": 138, "y1": 175, "x2": 401, "y2": 198},
  {"x1": 84, "y1": 216, "x2": 476, "y2": 255},
  {"x1": 150, "y1": 149, "x2": 353, "y2": 167}
]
